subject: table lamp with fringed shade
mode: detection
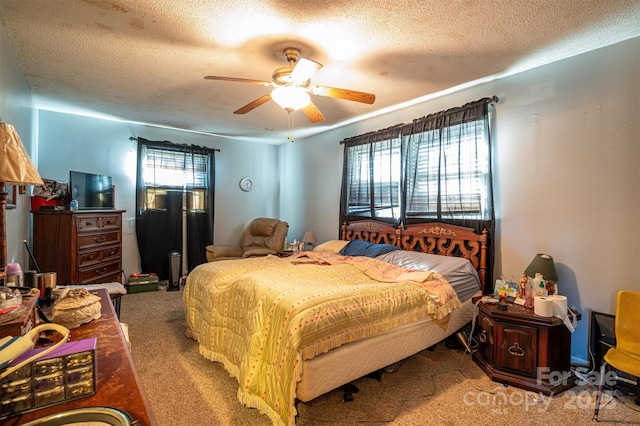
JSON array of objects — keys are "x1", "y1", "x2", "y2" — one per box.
[{"x1": 1, "y1": 122, "x2": 44, "y2": 270}]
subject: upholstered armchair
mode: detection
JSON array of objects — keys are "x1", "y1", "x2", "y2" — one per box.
[{"x1": 205, "y1": 217, "x2": 289, "y2": 262}]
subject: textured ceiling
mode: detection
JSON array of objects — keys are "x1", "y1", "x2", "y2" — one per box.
[{"x1": 1, "y1": 0, "x2": 639, "y2": 144}]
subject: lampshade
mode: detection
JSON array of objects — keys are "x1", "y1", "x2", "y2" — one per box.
[
  {"x1": 302, "y1": 230, "x2": 318, "y2": 244},
  {"x1": 271, "y1": 86, "x2": 311, "y2": 112},
  {"x1": 1, "y1": 122, "x2": 44, "y2": 270},
  {"x1": 524, "y1": 253, "x2": 558, "y2": 282},
  {"x1": 0, "y1": 122, "x2": 44, "y2": 186}
]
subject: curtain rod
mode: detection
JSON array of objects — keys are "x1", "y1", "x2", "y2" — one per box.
[
  {"x1": 340, "y1": 95, "x2": 499, "y2": 145},
  {"x1": 340, "y1": 123, "x2": 405, "y2": 144},
  {"x1": 129, "y1": 136, "x2": 221, "y2": 152}
]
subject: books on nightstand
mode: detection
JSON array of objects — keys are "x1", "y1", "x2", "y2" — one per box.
[{"x1": 126, "y1": 274, "x2": 159, "y2": 293}]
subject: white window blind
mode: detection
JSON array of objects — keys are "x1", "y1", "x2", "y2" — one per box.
[
  {"x1": 341, "y1": 98, "x2": 493, "y2": 223},
  {"x1": 143, "y1": 147, "x2": 209, "y2": 211},
  {"x1": 406, "y1": 120, "x2": 490, "y2": 219},
  {"x1": 345, "y1": 136, "x2": 401, "y2": 219},
  {"x1": 143, "y1": 148, "x2": 208, "y2": 188}
]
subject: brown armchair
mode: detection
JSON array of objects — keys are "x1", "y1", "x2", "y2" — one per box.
[{"x1": 205, "y1": 217, "x2": 289, "y2": 262}]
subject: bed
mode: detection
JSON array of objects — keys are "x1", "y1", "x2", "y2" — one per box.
[{"x1": 183, "y1": 219, "x2": 488, "y2": 426}]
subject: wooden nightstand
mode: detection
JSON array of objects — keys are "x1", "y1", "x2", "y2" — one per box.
[{"x1": 472, "y1": 300, "x2": 580, "y2": 395}]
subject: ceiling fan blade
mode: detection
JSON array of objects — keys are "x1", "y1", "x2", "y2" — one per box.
[
  {"x1": 310, "y1": 85, "x2": 376, "y2": 104},
  {"x1": 234, "y1": 94, "x2": 272, "y2": 114},
  {"x1": 290, "y1": 58, "x2": 322, "y2": 83},
  {"x1": 204, "y1": 76, "x2": 271, "y2": 85},
  {"x1": 301, "y1": 102, "x2": 325, "y2": 123}
]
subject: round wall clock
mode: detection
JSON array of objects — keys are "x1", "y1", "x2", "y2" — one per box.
[{"x1": 239, "y1": 177, "x2": 253, "y2": 192}]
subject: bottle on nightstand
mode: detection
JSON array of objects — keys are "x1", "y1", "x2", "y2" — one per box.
[{"x1": 525, "y1": 278, "x2": 535, "y2": 308}]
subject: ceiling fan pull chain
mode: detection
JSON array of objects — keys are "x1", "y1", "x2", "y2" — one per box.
[{"x1": 287, "y1": 111, "x2": 295, "y2": 143}]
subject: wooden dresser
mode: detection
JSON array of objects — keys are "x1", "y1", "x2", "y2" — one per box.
[{"x1": 32, "y1": 210, "x2": 125, "y2": 284}]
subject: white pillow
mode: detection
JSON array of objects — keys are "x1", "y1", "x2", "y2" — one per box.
[{"x1": 313, "y1": 240, "x2": 349, "y2": 254}]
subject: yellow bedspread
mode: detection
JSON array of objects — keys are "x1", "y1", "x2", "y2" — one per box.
[{"x1": 183, "y1": 254, "x2": 460, "y2": 426}]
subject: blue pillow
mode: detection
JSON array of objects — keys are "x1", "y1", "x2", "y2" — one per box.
[
  {"x1": 363, "y1": 243, "x2": 400, "y2": 257},
  {"x1": 339, "y1": 239, "x2": 371, "y2": 255},
  {"x1": 339, "y1": 239, "x2": 399, "y2": 258}
]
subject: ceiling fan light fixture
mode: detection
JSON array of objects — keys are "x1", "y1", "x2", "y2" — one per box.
[{"x1": 271, "y1": 85, "x2": 310, "y2": 112}]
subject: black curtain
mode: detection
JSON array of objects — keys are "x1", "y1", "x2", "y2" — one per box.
[
  {"x1": 135, "y1": 191, "x2": 183, "y2": 280},
  {"x1": 339, "y1": 97, "x2": 496, "y2": 286},
  {"x1": 402, "y1": 99, "x2": 495, "y2": 284},
  {"x1": 134, "y1": 137, "x2": 217, "y2": 280},
  {"x1": 339, "y1": 124, "x2": 404, "y2": 225}
]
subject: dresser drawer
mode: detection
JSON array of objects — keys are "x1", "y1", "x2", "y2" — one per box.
[
  {"x1": 78, "y1": 260, "x2": 122, "y2": 284},
  {"x1": 77, "y1": 231, "x2": 121, "y2": 251},
  {"x1": 76, "y1": 216, "x2": 101, "y2": 232},
  {"x1": 101, "y1": 246, "x2": 121, "y2": 263},
  {"x1": 76, "y1": 214, "x2": 122, "y2": 233},
  {"x1": 100, "y1": 214, "x2": 121, "y2": 230},
  {"x1": 81, "y1": 271, "x2": 122, "y2": 285},
  {"x1": 78, "y1": 246, "x2": 122, "y2": 268}
]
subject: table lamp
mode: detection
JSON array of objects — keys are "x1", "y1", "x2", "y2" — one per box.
[
  {"x1": 524, "y1": 253, "x2": 558, "y2": 295},
  {"x1": 0, "y1": 122, "x2": 44, "y2": 271},
  {"x1": 302, "y1": 230, "x2": 318, "y2": 251}
]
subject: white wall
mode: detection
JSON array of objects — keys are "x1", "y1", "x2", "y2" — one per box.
[
  {"x1": 281, "y1": 37, "x2": 640, "y2": 363},
  {"x1": 0, "y1": 19, "x2": 35, "y2": 268},
  {"x1": 36, "y1": 111, "x2": 280, "y2": 276}
]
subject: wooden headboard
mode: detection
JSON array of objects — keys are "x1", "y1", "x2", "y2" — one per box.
[{"x1": 341, "y1": 220, "x2": 488, "y2": 291}]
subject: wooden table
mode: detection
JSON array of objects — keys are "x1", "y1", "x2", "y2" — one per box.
[{"x1": 5, "y1": 289, "x2": 157, "y2": 425}]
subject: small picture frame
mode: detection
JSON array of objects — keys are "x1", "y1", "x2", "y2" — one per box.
[
  {"x1": 4, "y1": 185, "x2": 17, "y2": 209},
  {"x1": 494, "y1": 279, "x2": 519, "y2": 298}
]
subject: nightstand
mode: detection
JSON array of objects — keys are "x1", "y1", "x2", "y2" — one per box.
[{"x1": 472, "y1": 299, "x2": 580, "y2": 395}]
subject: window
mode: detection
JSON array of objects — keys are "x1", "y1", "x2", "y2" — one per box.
[
  {"x1": 344, "y1": 137, "x2": 401, "y2": 219},
  {"x1": 341, "y1": 98, "x2": 494, "y2": 224},
  {"x1": 142, "y1": 147, "x2": 209, "y2": 211},
  {"x1": 405, "y1": 119, "x2": 490, "y2": 220},
  {"x1": 134, "y1": 137, "x2": 217, "y2": 275}
]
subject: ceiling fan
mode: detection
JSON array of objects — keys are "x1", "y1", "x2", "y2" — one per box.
[{"x1": 204, "y1": 47, "x2": 376, "y2": 123}]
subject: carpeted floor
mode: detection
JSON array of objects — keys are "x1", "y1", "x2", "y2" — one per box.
[{"x1": 120, "y1": 288, "x2": 640, "y2": 426}]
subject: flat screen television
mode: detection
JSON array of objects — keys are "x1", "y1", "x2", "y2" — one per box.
[{"x1": 69, "y1": 170, "x2": 114, "y2": 210}]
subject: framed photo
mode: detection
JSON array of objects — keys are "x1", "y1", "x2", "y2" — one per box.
[
  {"x1": 4, "y1": 185, "x2": 16, "y2": 209},
  {"x1": 494, "y1": 279, "x2": 519, "y2": 298}
]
